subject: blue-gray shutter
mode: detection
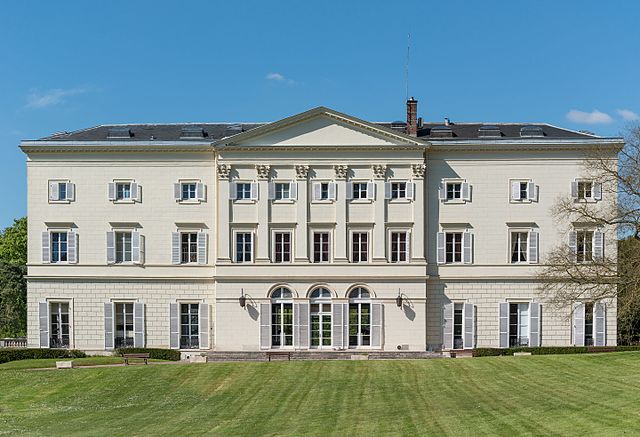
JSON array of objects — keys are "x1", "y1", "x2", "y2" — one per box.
[
  {"x1": 511, "y1": 181, "x2": 520, "y2": 201},
  {"x1": 106, "y1": 232, "x2": 116, "y2": 264},
  {"x1": 332, "y1": 303, "x2": 345, "y2": 349},
  {"x1": 260, "y1": 303, "x2": 271, "y2": 350},
  {"x1": 199, "y1": 303, "x2": 209, "y2": 349},
  {"x1": 528, "y1": 230, "x2": 539, "y2": 264},
  {"x1": 463, "y1": 303, "x2": 475, "y2": 349},
  {"x1": 104, "y1": 303, "x2": 114, "y2": 350},
  {"x1": 67, "y1": 231, "x2": 78, "y2": 264},
  {"x1": 593, "y1": 231, "x2": 604, "y2": 261},
  {"x1": 499, "y1": 302, "x2": 509, "y2": 348},
  {"x1": 573, "y1": 302, "x2": 585, "y2": 346},
  {"x1": 290, "y1": 181, "x2": 297, "y2": 200},
  {"x1": 593, "y1": 182, "x2": 602, "y2": 200},
  {"x1": 197, "y1": 232, "x2": 207, "y2": 265},
  {"x1": 251, "y1": 183, "x2": 259, "y2": 200},
  {"x1": 527, "y1": 181, "x2": 536, "y2": 201},
  {"x1": 438, "y1": 183, "x2": 446, "y2": 201},
  {"x1": 462, "y1": 232, "x2": 473, "y2": 264},
  {"x1": 571, "y1": 181, "x2": 578, "y2": 199},
  {"x1": 39, "y1": 302, "x2": 49, "y2": 348},
  {"x1": 345, "y1": 182, "x2": 353, "y2": 200},
  {"x1": 442, "y1": 302, "x2": 453, "y2": 349},
  {"x1": 406, "y1": 182, "x2": 415, "y2": 200},
  {"x1": 229, "y1": 182, "x2": 237, "y2": 200},
  {"x1": 594, "y1": 302, "x2": 606, "y2": 346},
  {"x1": 196, "y1": 183, "x2": 205, "y2": 201},
  {"x1": 108, "y1": 182, "x2": 116, "y2": 201},
  {"x1": 169, "y1": 303, "x2": 179, "y2": 349},
  {"x1": 267, "y1": 182, "x2": 275, "y2": 200},
  {"x1": 132, "y1": 232, "x2": 142, "y2": 265},
  {"x1": 529, "y1": 302, "x2": 541, "y2": 347},
  {"x1": 461, "y1": 182, "x2": 471, "y2": 201},
  {"x1": 41, "y1": 231, "x2": 50, "y2": 263},
  {"x1": 384, "y1": 182, "x2": 392, "y2": 200},
  {"x1": 49, "y1": 182, "x2": 58, "y2": 201},
  {"x1": 436, "y1": 232, "x2": 446, "y2": 264},
  {"x1": 174, "y1": 183, "x2": 182, "y2": 200},
  {"x1": 568, "y1": 231, "x2": 577, "y2": 262},
  {"x1": 131, "y1": 182, "x2": 140, "y2": 202},
  {"x1": 328, "y1": 182, "x2": 336, "y2": 200},
  {"x1": 312, "y1": 182, "x2": 321, "y2": 201},
  {"x1": 294, "y1": 303, "x2": 309, "y2": 349},
  {"x1": 371, "y1": 303, "x2": 383, "y2": 349},
  {"x1": 66, "y1": 182, "x2": 75, "y2": 201},
  {"x1": 134, "y1": 302, "x2": 145, "y2": 348},
  {"x1": 366, "y1": 181, "x2": 375, "y2": 200},
  {"x1": 171, "y1": 232, "x2": 181, "y2": 264}
]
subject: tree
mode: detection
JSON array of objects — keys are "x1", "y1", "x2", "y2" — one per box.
[
  {"x1": 0, "y1": 217, "x2": 28, "y2": 337},
  {"x1": 537, "y1": 124, "x2": 640, "y2": 344},
  {"x1": 0, "y1": 217, "x2": 27, "y2": 266}
]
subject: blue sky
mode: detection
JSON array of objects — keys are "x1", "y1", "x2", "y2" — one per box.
[{"x1": 1, "y1": 0, "x2": 639, "y2": 228}]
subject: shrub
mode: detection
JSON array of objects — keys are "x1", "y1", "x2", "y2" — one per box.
[
  {"x1": 0, "y1": 348, "x2": 86, "y2": 364},
  {"x1": 115, "y1": 348, "x2": 181, "y2": 361},
  {"x1": 472, "y1": 345, "x2": 640, "y2": 357}
]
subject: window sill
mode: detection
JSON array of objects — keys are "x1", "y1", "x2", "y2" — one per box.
[
  {"x1": 350, "y1": 199, "x2": 373, "y2": 204},
  {"x1": 509, "y1": 200, "x2": 532, "y2": 204},
  {"x1": 233, "y1": 199, "x2": 256, "y2": 204},
  {"x1": 177, "y1": 200, "x2": 202, "y2": 205},
  {"x1": 48, "y1": 200, "x2": 71, "y2": 204},
  {"x1": 272, "y1": 199, "x2": 295, "y2": 204},
  {"x1": 441, "y1": 199, "x2": 466, "y2": 205},
  {"x1": 574, "y1": 198, "x2": 599, "y2": 203},
  {"x1": 112, "y1": 199, "x2": 136, "y2": 204},
  {"x1": 311, "y1": 200, "x2": 335, "y2": 204},
  {"x1": 389, "y1": 198, "x2": 412, "y2": 204}
]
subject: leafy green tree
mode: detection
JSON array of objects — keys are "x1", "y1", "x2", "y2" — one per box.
[
  {"x1": 0, "y1": 217, "x2": 27, "y2": 266},
  {"x1": 0, "y1": 217, "x2": 28, "y2": 337}
]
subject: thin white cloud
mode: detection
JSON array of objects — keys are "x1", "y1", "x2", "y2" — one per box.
[
  {"x1": 265, "y1": 72, "x2": 295, "y2": 85},
  {"x1": 25, "y1": 87, "x2": 86, "y2": 109},
  {"x1": 617, "y1": 109, "x2": 640, "y2": 121},
  {"x1": 566, "y1": 109, "x2": 613, "y2": 124}
]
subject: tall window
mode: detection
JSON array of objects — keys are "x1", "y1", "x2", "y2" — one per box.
[
  {"x1": 352, "y1": 182, "x2": 368, "y2": 199},
  {"x1": 116, "y1": 183, "x2": 131, "y2": 200},
  {"x1": 273, "y1": 232, "x2": 291, "y2": 263},
  {"x1": 352, "y1": 232, "x2": 368, "y2": 263},
  {"x1": 446, "y1": 182, "x2": 462, "y2": 200},
  {"x1": 271, "y1": 287, "x2": 293, "y2": 347},
  {"x1": 453, "y1": 303, "x2": 464, "y2": 349},
  {"x1": 511, "y1": 232, "x2": 528, "y2": 263},
  {"x1": 235, "y1": 232, "x2": 253, "y2": 263},
  {"x1": 509, "y1": 303, "x2": 529, "y2": 347},
  {"x1": 181, "y1": 183, "x2": 197, "y2": 200},
  {"x1": 274, "y1": 183, "x2": 291, "y2": 200},
  {"x1": 577, "y1": 181, "x2": 593, "y2": 200},
  {"x1": 390, "y1": 231, "x2": 408, "y2": 262},
  {"x1": 180, "y1": 303, "x2": 199, "y2": 349},
  {"x1": 319, "y1": 182, "x2": 330, "y2": 200},
  {"x1": 114, "y1": 303, "x2": 134, "y2": 348},
  {"x1": 181, "y1": 233, "x2": 198, "y2": 264},
  {"x1": 577, "y1": 230, "x2": 594, "y2": 263},
  {"x1": 115, "y1": 232, "x2": 132, "y2": 263},
  {"x1": 51, "y1": 232, "x2": 68, "y2": 263},
  {"x1": 49, "y1": 302, "x2": 70, "y2": 348},
  {"x1": 236, "y1": 183, "x2": 252, "y2": 200},
  {"x1": 391, "y1": 182, "x2": 407, "y2": 199},
  {"x1": 313, "y1": 232, "x2": 330, "y2": 263},
  {"x1": 310, "y1": 288, "x2": 332, "y2": 348},
  {"x1": 584, "y1": 302, "x2": 594, "y2": 346},
  {"x1": 445, "y1": 232, "x2": 462, "y2": 263},
  {"x1": 348, "y1": 287, "x2": 371, "y2": 347}
]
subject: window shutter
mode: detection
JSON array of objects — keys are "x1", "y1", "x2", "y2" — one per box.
[
  {"x1": 406, "y1": 182, "x2": 415, "y2": 200},
  {"x1": 312, "y1": 182, "x2": 321, "y2": 201},
  {"x1": 461, "y1": 182, "x2": 471, "y2": 201},
  {"x1": 384, "y1": 182, "x2": 392, "y2": 200},
  {"x1": 436, "y1": 232, "x2": 445, "y2": 264},
  {"x1": 570, "y1": 181, "x2": 578, "y2": 199},
  {"x1": 131, "y1": 182, "x2": 140, "y2": 202},
  {"x1": 108, "y1": 183, "x2": 116, "y2": 201},
  {"x1": 528, "y1": 230, "x2": 539, "y2": 264},
  {"x1": 594, "y1": 302, "x2": 606, "y2": 346},
  {"x1": 438, "y1": 183, "x2": 446, "y2": 201},
  {"x1": 171, "y1": 232, "x2": 181, "y2": 264},
  {"x1": 229, "y1": 182, "x2": 237, "y2": 200},
  {"x1": 67, "y1": 231, "x2": 78, "y2": 264},
  {"x1": 499, "y1": 302, "x2": 509, "y2": 348},
  {"x1": 106, "y1": 231, "x2": 115, "y2": 264},
  {"x1": 405, "y1": 230, "x2": 411, "y2": 261},
  {"x1": 174, "y1": 183, "x2": 182, "y2": 200},
  {"x1": 593, "y1": 230, "x2": 604, "y2": 261},
  {"x1": 199, "y1": 303, "x2": 209, "y2": 349},
  {"x1": 511, "y1": 182, "x2": 520, "y2": 201},
  {"x1": 41, "y1": 231, "x2": 50, "y2": 263},
  {"x1": 593, "y1": 182, "x2": 602, "y2": 201},
  {"x1": 345, "y1": 182, "x2": 353, "y2": 200},
  {"x1": 328, "y1": 182, "x2": 337, "y2": 200},
  {"x1": 371, "y1": 303, "x2": 383, "y2": 349},
  {"x1": 260, "y1": 303, "x2": 271, "y2": 350},
  {"x1": 134, "y1": 302, "x2": 145, "y2": 348},
  {"x1": 268, "y1": 182, "x2": 275, "y2": 200},
  {"x1": 169, "y1": 303, "x2": 179, "y2": 349},
  {"x1": 66, "y1": 183, "x2": 75, "y2": 201},
  {"x1": 290, "y1": 181, "x2": 298, "y2": 200},
  {"x1": 462, "y1": 232, "x2": 473, "y2": 264},
  {"x1": 573, "y1": 302, "x2": 585, "y2": 346},
  {"x1": 568, "y1": 231, "x2": 577, "y2": 262},
  {"x1": 527, "y1": 182, "x2": 536, "y2": 201},
  {"x1": 297, "y1": 302, "x2": 310, "y2": 349},
  {"x1": 132, "y1": 231, "x2": 142, "y2": 265},
  {"x1": 332, "y1": 303, "x2": 345, "y2": 349},
  {"x1": 529, "y1": 302, "x2": 541, "y2": 347},
  {"x1": 442, "y1": 302, "x2": 453, "y2": 350},
  {"x1": 104, "y1": 302, "x2": 114, "y2": 350},
  {"x1": 366, "y1": 181, "x2": 375, "y2": 200},
  {"x1": 251, "y1": 182, "x2": 259, "y2": 200},
  {"x1": 197, "y1": 232, "x2": 207, "y2": 265},
  {"x1": 463, "y1": 303, "x2": 475, "y2": 349},
  {"x1": 49, "y1": 182, "x2": 58, "y2": 201},
  {"x1": 196, "y1": 183, "x2": 205, "y2": 201},
  {"x1": 39, "y1": 302, "x2": 49, "y2": 348}
]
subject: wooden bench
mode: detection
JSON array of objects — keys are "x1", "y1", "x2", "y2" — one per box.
[
  {"x1": 266, "y1": 351, "x2": 291, "y2": 362},
  {"x1": 122, "y1": 353, "x2": 150, "y2": 365}
]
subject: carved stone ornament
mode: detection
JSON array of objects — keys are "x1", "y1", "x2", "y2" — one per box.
[
  {"x1": 295, "y1": 165, "x2": 310, "y2": 179},
  {"x1": 372, "y1": 164, "x2": 387, "y2": 179},
  {"x1": 217, "y1": 163, "x2": 231, "y2": 179},
  {"x1": 334, "y1": 165, "x2": 349, "y2": 179},
  {"x1": 255, "y1": 164, "x2": 271, "y2": 179},
  {"x1": 411, "y1": 163, "x2": 426, "y2": 179}
]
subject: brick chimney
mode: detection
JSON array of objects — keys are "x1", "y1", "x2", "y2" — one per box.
[{"x1": 406, "y1": 97, "x2": 418, "y2": 136}]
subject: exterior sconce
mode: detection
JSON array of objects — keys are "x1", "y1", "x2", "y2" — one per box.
[
  {"x1": 396, "y1": 290, "x2": 403, "y2": 308},
  {"x1": 239, "y1": 289, "x2": 246, "y2": 308}
]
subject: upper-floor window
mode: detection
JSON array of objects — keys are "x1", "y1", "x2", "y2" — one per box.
[
  {"x1": 351, "y1": 232, "x2": 369, "y2": 263},
  {"x1": 312, "y1": 182, "x2": 336, "y2": 201},
  {"x1": 509, "y1": 230, "x2": 539, "y2": 264},
  {"x1": 436, "y1": 231, "x2": 473, "y2": 264},
  {"x1": 439, "y1": 180, "x2": 471, "y2": 202},
  {"x1": 174, "y1": 181, "x2": 205, "y2": 202},
  {"x1": 571, "y1": 180, "x2": 602, "y2": 202},
  {"x1": 446, "y1": 232, "x2": 462, "y2": 263},
  {"x1": 390, "y1": 231, "x2": 409, "y2": 263},
  {"x1": 182, "y1": 183, "x2": 196, "y2": 200},
  {"x1": 510, "y1": 180, "x2": 537, "y2": 202},
  {"x1": 570, "y1": 229, "x2": 603, "y2": 263},
  {"x1": 108, "y1": 181, "x2": 140, "y2": 203},
  {"x1": 115, "y1": 231, "x2": 132, "y2": 263},
  {"x1": 117, "y1": 183, "x2": 131, "y2": 200},
  {"x1": 268, "y1": 181, "x2": 297, "y2": 201},
  {"x1": 107, "y1": 230, "x2": 143, "y2": 265},
  {"x1": 273, "y1": 231, "x2": 292, "y2": 263},
  {"x1": 42, "y1": 230, "x2": 77, "y2": 264},
  {"x1": 51, "y1": 232, "x2": 68, "y2": 263},
  {"x1": 235, "y1": 232, "x2": 253, "y2": 263},
  {"x1": 171, "y1": 231, "x2": 207, "y2": 265},
  {"x1": 384, "y1": 181, "x2": 415, "y2": 200},
  {"x1": 577, "y1": 230, "x2": 593, "y2": 263},
  {"x1": 352, "y1": 182, "x2": 368, "y2": 200},
  {"x1": 237, "y1": 183, "x2": 252, "y2": 200},
  {"x1": 181, "y1": 232, "x2": 198, "y2": 264},
  {"x1": 313, "y1": 232, "x2": 330, "y2": 263},
  {"x1": 48, "y1": 181, "x2": 75, "y2": 203}
]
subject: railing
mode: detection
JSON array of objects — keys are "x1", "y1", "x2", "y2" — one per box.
[{"x1": 0, "y1": 338, "x2": 28, "y2": 348}]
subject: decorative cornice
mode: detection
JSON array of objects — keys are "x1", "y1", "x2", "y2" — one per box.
[
  {"x1": 217, "y1": 163, "x2": 231, "y2": 180},
  {"x1": 295, "y1": 165, "x2": 310, "y2": 179},
  {"x1": 411, "y1": 163, "x2": 426, "y2": 179},
  {"x1": 256, "y1": 164, "x2": 271, "y2": 179},
  {"x1": 334, "y1": 165, "x2": 349, "y2": 179},
  {"x1": 372, "y1": 164, "x2": 387, "y2": 179}
]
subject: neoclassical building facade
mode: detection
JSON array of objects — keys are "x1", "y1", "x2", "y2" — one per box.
[{"x1": 21, "y1": 101, "x2": 621, "y2": 354}]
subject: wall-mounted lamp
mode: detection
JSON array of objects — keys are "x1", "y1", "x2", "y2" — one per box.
[
  {"x1": 396, "y1": 289, "x2": 403, "y2": 308},
  {"x1": 239, "y1": 288, "x2": 246, "y2": 308}
]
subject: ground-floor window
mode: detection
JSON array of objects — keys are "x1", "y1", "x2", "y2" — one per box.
[
  {"x1": 271, "y1": 302, "x2": 293, "y2": 347},
  {"x1": 509, "y1": 303, "x2": 529, "y2": 347},
  {"x1": 50, "y1": 302, "x2": 70, "y2": 348},
  {"x1": 180, "y1": 303, "x2": 200, "y2": 349},
  {"x1": 114, "y1": 302, "x2": 134, "y2": 348},
  {"x1": 310, "y1": 303, "x2": 332, "y2": 347},
  {"x1": 348, "y1": 303, "x2": 370, "y2": 347},
  {"x1": 584, "y1": 302, "x2": 594, "y2": 346},
  {"x1": 453, "y1": 303, "x2": 464, "y2": 349}
]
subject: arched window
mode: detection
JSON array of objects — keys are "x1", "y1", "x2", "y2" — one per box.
[
  {"x1": 270, "y1": 287, "x2": 293, "y2": 347},
  {"x1": 348, "y1": 287, "x2": 371, "y2": 347},
  {"x1": 309, "y1": 287, "x2": 332, "y2": 348}
]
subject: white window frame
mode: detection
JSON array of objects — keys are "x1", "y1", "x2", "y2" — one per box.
[
  {"x1": 273, "y1": 181, "x2": 295, "y2": 202},
  {"x1": 444, "y1": 231, "x2": 464, "y2": 264},
  {"x1": 113, "y1": 301, "x2": 135, "y2": 349},
  {"x1": 233, "y1": 230, "x2": 254, "y2": 264},
  {"x1": 387, "y1": 180, "x2": 413, "y2": 202},
  {"x1": 175, "y1": 179, "x2": 205, "y2": 204},
  {"x1": 576, "y1": 229, "x2": 595, "y2": 263},
  {"x1": 348, "y1": 287, "x2": 372, "y2": 348},
  {"x1": 350, "y1": 181, "x2": 373, "y2": 202},
  {"x1": 440, "y1": 178, "x2": 470, "y2": 204},
  {"x1": 309, "y1": 288, "x2": 333, "y2": 349},
  {"x1": 49, "y1": 230, "x2": 70, "y2": 264},
  {"x1": 508, "y1": 301, "x2": 531, "y2": 348},
  {"x1": 48, "y1": 180, "x2": 74, "y2": 203},
  {"x1": 452, "y1": 301, "x2": 465, "y2": 350},
  {"x1": 310, "y1": 229, "x2": 332, "y2": 263},
  {"x1": 178, "y1": 301, "x2": 200, "y2": 350},
  {"x1": 109, "y1": 179, "x2": 140, "y2": 203},
  {"x1": 271, "y1": 229, "x2": 293, "y2": 264},
  {"x1": 311, "y1": 181, "x2": 336, "y2": 203},
  {"x1": 349, "y1": 229, "x2": 371, "y2": 263},
  {"x1": 270, "y1": 288, "x2": 294, "y2": 349},
  {"x1": 234, "y1": 181, "x2": 255, "y2": 202},
  {"x1": 509, "y1": 179, "x2": 536, "y2": 203},
  {"x1": 48, "y1": 300, "x2": 72, "y2": 349},
  {"x1": 179, "y1": 231, "x2": 199, "y2": 264},
  {"x1": 388, "y1": 228, "x2": 410, "y2": 263},
  {"x1": 509, "y1": 230, "x2": 529, "y2": 264},
  {"x1": 114, "y1": 231, "x2": 133, "y2": 264}
]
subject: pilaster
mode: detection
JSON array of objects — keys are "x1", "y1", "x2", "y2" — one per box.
[
  {"x1": 334, "y1": 165, "x2": 349, "y2": 262},
  {"x1": 256, "y1": 164, "x2": 271, "y2": 263},
  {"x1": 217, "y1": 164, "x2": 231, "y2": 262},
  {"x1": 372, "y1": 164, "x2": 387, "y2": 263},
  {"x1": 411, "y1": 163, "x2": 426, "y2": 262},
  {"x1": 295, "y1": 165, "x2": 309, "y2": 262}
]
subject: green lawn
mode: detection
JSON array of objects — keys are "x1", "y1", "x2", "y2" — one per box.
[
  {"x1": 1, "y1": 353, "x2": 639, "y2": 436},
  {"x1": 0, "y1": 356, "x2": 139, "y2": 370}
]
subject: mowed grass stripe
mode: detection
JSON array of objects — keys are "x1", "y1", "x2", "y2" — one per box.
[{"x1": 1, "y1": 353, "x2": 639, "y2": 436}]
